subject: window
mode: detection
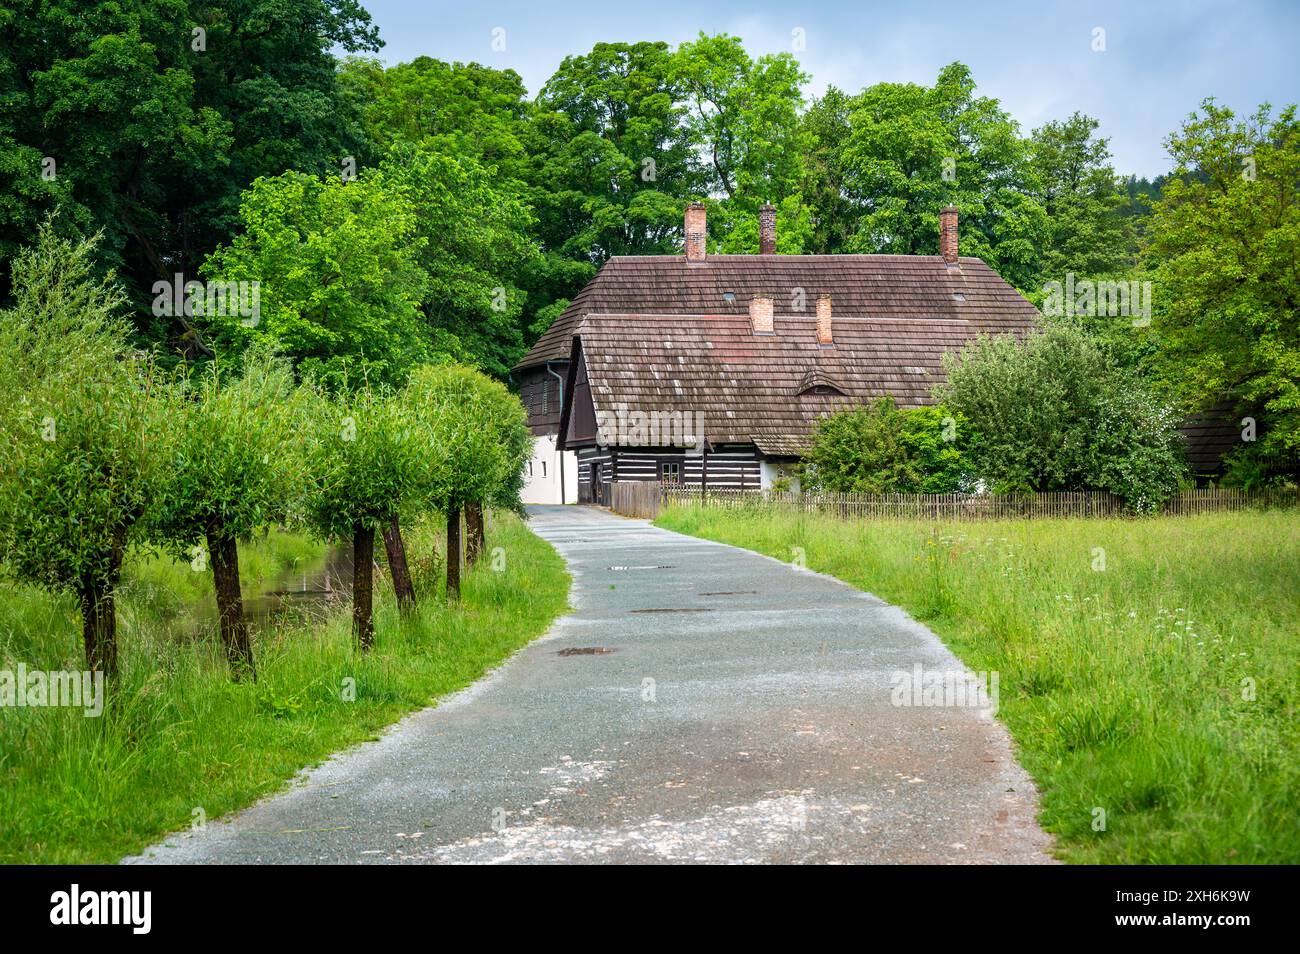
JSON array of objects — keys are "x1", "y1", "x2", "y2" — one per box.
[
  {"x1": 660, "y1": 461, "x2": 681, "y2": 484},
  {"x1": 541, "y1": 461, "x2": 547, "y2": 478},
  {"x1": 527, "y1": 460, "x2": 534, "y2": 477}
]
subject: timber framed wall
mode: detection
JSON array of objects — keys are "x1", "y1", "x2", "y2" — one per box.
[{"x1": 575, "y1": 445, "x2": 762, "y2": 502}]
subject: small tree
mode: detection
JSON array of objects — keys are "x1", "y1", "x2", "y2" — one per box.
[
  {"x1": 301, "y1": 385, "x2": 431, "y2": 647},
  {"x1": 801, "y1": 398, "x2": 971, "y2": 493},
  {"x1": 938, "y1": 324, "x2": 1187, "y2": 510},
  {"x1": 405, "y1": 365, "x2": 529, "y2": 599},
  {"x1": 469, "y1": 377, "x2": 533, "y2": 564},
  {"x1": 149, "y1": 347, "x2": 305, "y2": 680},
  {"x1": 0, "y1": 227, "x2": 170, "y2": 675}
]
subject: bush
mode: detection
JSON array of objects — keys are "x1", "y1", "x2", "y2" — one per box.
[
  {"x1": 801, "y1": 398, "x2": 972, "y2": 493},
  {"x1": 937, "y1": 324, "x2": 1187, "y2": 510}
]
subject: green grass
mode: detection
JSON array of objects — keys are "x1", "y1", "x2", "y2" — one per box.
[
  {"x1": 656, "y1": 503, "x2": 1300, "y2": 864},
  {"x1": 0, "y1": 512, "x2": 569, "y2": 864}
]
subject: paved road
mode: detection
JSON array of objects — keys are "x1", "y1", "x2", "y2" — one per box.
[{"x1": 128, "y1": 506, "x2": 1054, "y2": 864}]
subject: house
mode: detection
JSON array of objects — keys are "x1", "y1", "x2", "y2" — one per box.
[{"x1": 513, "y1": 202, "x2": 1041, "y2": 504}]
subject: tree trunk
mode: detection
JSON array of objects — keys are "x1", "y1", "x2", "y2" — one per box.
[
  {"x1": 465, "y1": 502, "x2": 484, "y2": 567},
  {"x1": 78, "y1": 581, "x2": 118, "y2": 678},
  {"x1": 352, "y1": 523, "x2": 375, "y2": 650},
  {"x1": 381, "y1": 514, "x2": 416, "y2": 613},
  {"x1": 208, "y1": 527, "x2": 256, "y2": 681},
  {"x1": 446, "y1": 504, "x2": 462, "y2": 602},
  {"x1": 78, "y1": 541, "x2": 125, "y2": 678}
]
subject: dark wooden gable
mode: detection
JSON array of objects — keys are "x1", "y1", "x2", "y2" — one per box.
[{"x1": 558, "y1": 339, "x2": 598, "y2": 450}]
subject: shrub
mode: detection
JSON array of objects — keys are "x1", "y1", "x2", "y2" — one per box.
[
  {"x1": 801, "y1": 398, "x2": 972, "y2": 493},
  {"x1": 937, "y1": 324, "x2": 1187, "y2": 510}
]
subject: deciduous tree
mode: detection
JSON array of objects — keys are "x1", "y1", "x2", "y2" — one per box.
[
  {"x1": 1146, "y1": 100, "x2": 1300, "y2": 464},
  {"x1": 149, "y1": 347, "x2": 305, "y2": 679},
  {"x1": 0, "y1": 226, "x2": 170, "y2": 674},
  {"x1": 300, "y1": 386, "x2": 433, "y2": 647}
]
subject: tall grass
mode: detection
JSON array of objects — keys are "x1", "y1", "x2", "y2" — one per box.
[
  {"x1": 0, "y1": 512, "x2": 568, "y2": 864},
  {"x1": 657, "y1": 504, "x2": 1300, "y2": 864}
]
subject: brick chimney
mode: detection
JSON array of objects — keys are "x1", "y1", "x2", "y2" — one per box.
[
  {"x1": 940, "y1": 206, "x2": 959, "y2": 265},
  {"x1": 758, "y1": 202, "x2": 776, "y2": 255},
  {"x1": 816, "y1": 294, "x2": 833, "y2": 346},
  {"x1": 685, "y1": 202, "x2": 707, "y2": 262},
  {"x1": 749, "y1": 295, "x2": 774, "y2": 334}
]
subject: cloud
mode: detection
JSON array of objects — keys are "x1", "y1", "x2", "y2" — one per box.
[{"x1": 358, "y1": 0, "x2": 1300, "y2": 178}]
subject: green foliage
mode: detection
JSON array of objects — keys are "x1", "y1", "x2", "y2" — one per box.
[
  {"x1": 202, "y1": 147, "x2": 537, "y2": 382},
  {"x1": 300, "y1": 385, "x2": 436, "y2": 539},
  {"x1": 938, "y1": 325, "x2": 1187, "y2": 510},
  {"x1": 0, "y1": 0, "x2": 379, "y2": 339},
  {"x1": 835, "y1": 64, "x2": 1044, "y2": 289},
  {"x1": 1028, "y1": 113, "x2": 1137, "y2": 279},
  {"x1": 340, "y1": 55, "x2": 530, "y2": 181},
  {"x1": 802, "y1": 398, "x2": 971, "y2": 493},
  {"x1": 200, "y1": 169, "x2": 428, "y2": 388},
  {"x1": 800, "y1": 87, "x2": 858, "y2": 255},
  {"x1": 798, "y1": 66, "x2": 1141, "y2": 297},
  {"x1": 374, "y1": 145, "x2": 538, "y2": 377},
  {"x1": 672, "y1": 33, "x2": 809, "y2": 210},
  {"x1": 0, "y1": 226, "x2": 169, "y2": 595},
  {"x1": 527, "y1": 41, "x2": 697, "y2": 260},
  {"x1": 712, "y1": 194, "x2": 813, "y2": 254},
  {"x1": 403, "y1": 364, "x2": 532, "y2": 512},
  {"x1": 1145, "y1": 100, "x2": 1300, "y2": 460},
  {"x1": 149, "y1": 346, "x2": 307, "y2": 556}
]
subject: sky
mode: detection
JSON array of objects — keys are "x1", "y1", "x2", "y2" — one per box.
[{"x1": 356, "y1": 0, "x2": 1300, "y2": 179}]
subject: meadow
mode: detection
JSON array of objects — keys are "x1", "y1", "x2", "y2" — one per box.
[
  {"x1": 656, "y1": 504, "x2": 1300, "y2": 864},
  {"x1": 0, "y1": 513, "x2": 569, "y2": 864}
]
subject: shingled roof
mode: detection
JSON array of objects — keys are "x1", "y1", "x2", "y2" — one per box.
[
  {"x1": 516, "y1": 253, "x2": 1040, "y2": 371},
  {"x1": 567, "y1": 312, "x2": 1036, "y2": 454}
]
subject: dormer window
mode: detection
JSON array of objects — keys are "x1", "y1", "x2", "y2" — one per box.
[
  {"x1": 795, "y1": 367, "x2": 847, "y2": 396},
  {"x1": 953, "y1": 292, "x2": 966, "y2": 302},
  {"x1": 723, "y1": 291, "x2": 736, "y2": 304}
]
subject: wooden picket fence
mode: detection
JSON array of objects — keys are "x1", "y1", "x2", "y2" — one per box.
[
  {"x1": 609, "y1": 479, "x2": 661, "y2": 519},
  {"x1": 608, "y1": 482, "x2": 1300, "y2": 521}
]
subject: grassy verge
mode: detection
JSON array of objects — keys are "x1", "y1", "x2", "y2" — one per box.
[
  {"x1": 656, "y1": 503, "x2": 1299, "y2": 864},
  {"x1": 0, "y1": 511, "x2": 569, "y2": 864}
]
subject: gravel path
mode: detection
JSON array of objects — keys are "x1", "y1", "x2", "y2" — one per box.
[{"x1": 127, "y1": 505, "x2": 1055, "y2": 864}]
